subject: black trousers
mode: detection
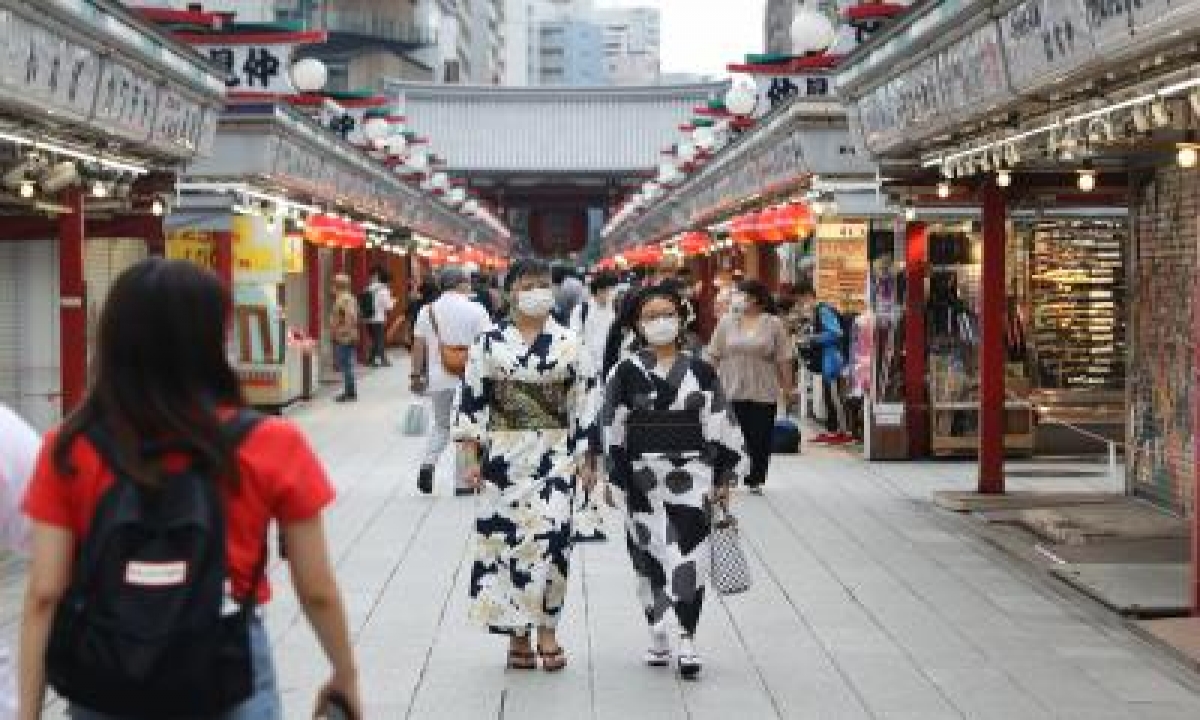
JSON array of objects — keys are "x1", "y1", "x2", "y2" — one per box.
[
  {"x1": 366, "y1": 322, "x2": 387, "y2": 364},
  {"x1": 732, "y1": 400, "x2": 776, "y2": 487}
]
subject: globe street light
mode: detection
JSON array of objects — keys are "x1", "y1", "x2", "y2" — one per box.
[
  {"x1": 791, "y1": 1, "x2": 837, "y2": 55},
  {"x1": 290, "y1": 58, "x2": 328, "y2": 93}
]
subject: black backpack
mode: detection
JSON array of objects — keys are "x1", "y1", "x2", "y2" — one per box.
[
  {"x1": 357, "y1": 288, "x2": 375, "y2": 319},
  {"x1": 47, "y1": 410, "x2": 267, "y2": 717}
]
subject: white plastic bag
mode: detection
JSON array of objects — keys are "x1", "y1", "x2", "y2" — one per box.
[{"x1": 401, "y1": 401, "x2": 429, "y2": 437}]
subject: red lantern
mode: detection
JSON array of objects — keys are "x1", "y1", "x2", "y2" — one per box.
[
  {"x1": 785, "y1": 203, "x2": 816, "y2": 239},
  {"x1": 759, "y1": 207, "x2": 787, "y2": 244},
  {"x1": 680, "y1": 231, "x2": 711, "y2": 256}
]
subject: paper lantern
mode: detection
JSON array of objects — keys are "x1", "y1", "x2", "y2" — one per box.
[
  {"x1": 725, "y1": 80, "x2": 758, "y2": 116},
  {"x1": 792, "y1": 3, "x2": 837, "y2": 55},
  {"x1": 290, "y1": 58, "x2": 327, "y2": 93}
]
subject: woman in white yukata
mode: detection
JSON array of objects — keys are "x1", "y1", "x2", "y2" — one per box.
[
  {"x1": 601, "y1": 286, "x2": 749, "y2": 680},
  {"x1": 455, "y1": 258, "x2": 600, "y2": 672}
]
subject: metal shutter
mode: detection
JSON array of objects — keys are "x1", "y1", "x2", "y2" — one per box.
[
  {"x1": 84, "y1": 238, "x2": 148, "y2": 355},
  {"x1": 0, "y1": 240, "x2": 60, "y2": 430}
]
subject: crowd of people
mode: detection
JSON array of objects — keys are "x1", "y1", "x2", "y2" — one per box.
[{"x1": 0, "y1": 254, "x2": 860, "y2": 720}]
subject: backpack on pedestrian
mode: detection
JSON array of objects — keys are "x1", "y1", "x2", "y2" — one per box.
[{"x1": 45, "y1": 410, "x2": 268, "y2": 717}]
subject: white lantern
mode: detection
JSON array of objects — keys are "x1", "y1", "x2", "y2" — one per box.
[
  {"x1": 791, "y1": 2, "x2": 837, "y2": 55},
  {"x1": 419, "y1": 177, "x2": 435, "y2": 192},
  {"x1": 447, "y1": 187, "x2": 467, "y2": 205},
  {"x1": 657, "y1": 161, "x2": 679, "y2": 185},
  {"x1": 725, "y1": 81, "x2": 758, "y2": 116},
  {"x1": 408, "y1": 148, "x2": 430, "y2": 171},
  {"x1": 462, "y1": 199, "x2": 480, "y2": 215},
  {"x1": 385, "y1": 134, "x2": 408, "y2": 155},
  {"x1": 290, "y1": 58, "x2": 328, "y2": 93},
  {"x1": 364, "y1": 117, "x2": 390, "y2": 141},
  {"x1": 677, "y1": 142, "x2": 697, "y2": 163},
  {"x1": 430, "y1": 172, "x2": 450, "y2": 191},
  {"x1": 693, "y1": 126, "x2": 717, "y2": 150}
]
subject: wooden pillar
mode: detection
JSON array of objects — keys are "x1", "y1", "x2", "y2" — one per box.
[
  {"x1": 904, "y1": 222, "x2": 929, "y2": 458},
  {"x1": 979, "y1": 181, "x2": 1007, "y2": 494},
  {"x1": 58, "y1": 188, "x2": 86, "y2": 414}
]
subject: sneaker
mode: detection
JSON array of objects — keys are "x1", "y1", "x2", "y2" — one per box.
[
  {"x1": 676, "y1": 636, "x2": 702, "y2": 679},
  {"x1": 417, "y1": 465, "x2": 434, "y2": 495},
  {"x1": 334, "y1": 393, "x2": 357, "y2": 403},
  {"x1": 645, "y1": 624, "x2": 671, "y2": 667},
  {"x1": 811, "y1": 433, "x2": 837, "y2": 444},
  {"x1": 747, "y1": 485, "x2": 764, "y2": 495}
]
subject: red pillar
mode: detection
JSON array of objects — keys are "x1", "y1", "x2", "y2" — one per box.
[
  {"x1": 905, "y1": 222, "x2": 929, "y2": 458},
  {"x1": 350, "y1": 248, "x2": 369, "y2": 362},
  {"x1": 305, "y1": 243, "x2": 322, "y2": 341},
  {"x1": 979, "y1": 182, "x2": 1007, "y2": 494},
  {"x1": 213, "y1": 231, "x2": 233, "y2": 289},
  {"x1": 58, "y1": 189, "x2": 87, "y2": 414}
]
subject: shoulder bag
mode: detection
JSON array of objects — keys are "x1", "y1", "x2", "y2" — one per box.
[{"x1": 430, "y1": 304, "x2": 470, "y2": 377}]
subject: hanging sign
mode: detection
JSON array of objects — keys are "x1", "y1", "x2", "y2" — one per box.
[
  {"x1": 283, "y1": 233, "x2": 306, "y2": 274},
  {"x1": 1000, "y1": 0, "x2": 1096, "y2": 92},
  {"x1": 0, "y1": 9, "x2": 102, "y2": 123},
  {"x1": 166, "y1": 229, "x2": 219, "y2": 270},
  {"x1": 94, "y1": 59, "x2": 161, "y2": 143},
  {"x1": 751, "y1": 74, "x2": 834, "y2": 116},
  {"x1": 232, "y1": 215, "x2": 285, "y2": 285},
  {"x1": 195, "y1": 42, "x2": 295, "y2": 93},
  {"x1": 151, "y1": 87, "x2": 211, "y2": 154}
]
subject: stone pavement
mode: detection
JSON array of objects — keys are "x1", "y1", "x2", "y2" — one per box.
[{"x1": 4, "y1": 357, "x2": 1200, "y2": 719}]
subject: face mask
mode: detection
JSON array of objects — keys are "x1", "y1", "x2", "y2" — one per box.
[
  {"x1": 516, "y1": 288, "x2": 555, "y2": 317},
  {"x1": 641, "y1": 317, "x2": 680, "y2": 346},
  {"x1": 730, "y1": 294, "x2": 747, "y2": 315}
]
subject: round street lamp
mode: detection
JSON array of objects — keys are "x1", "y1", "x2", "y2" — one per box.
[
  {"x1": 364, "y1": 117, "x2": 390, "y2": 142},
  {"x1": 725, "y1": 80, "x2": 758, "y2": 117},
  {"x1": 791, "y1": 2, "x2": 837, "y2": 55},
  {"x1": 290, "y1": 58, "x2": 328, "y2": 93}
]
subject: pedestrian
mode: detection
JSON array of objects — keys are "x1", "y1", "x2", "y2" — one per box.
[
  {"x1": 411, "y1": 266, "x2": 492, "y2": 496},
  {"x1": 17, "y1": 258, "x2": 360, "y2": 720},
  {"x1": 570, "y1": 271, "x2": 620, "y2": 369},
  {"x1": 600, "y1": 285, "x2": 748, "y2": 679},
  {"x1": 601, "y1": 286, "x2": 646, "y2": 380},
  {"x1": 363, "y1": 266, "x2": 395, "y2": 367},
  {"x1": 329, "y1": 273, "x2": 360, "y2": 403},
  {"x1": 1, "y1": 404, "x2": 40, "y2": 720},
  {"x1": 707, "y1": 279, "x2": 796, "y2": 493},
  {"x1": 454, "y1": 258, "x2": 599, "y2": 672},
  {"x1": 797, "y1": 286, "x2": 852, "y2": 444}
]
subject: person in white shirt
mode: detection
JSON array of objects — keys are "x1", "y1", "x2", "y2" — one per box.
[
  {"x1": 411, "y1": 267, "x2": 492, "y2": 496},
  {"x1": 570, "y1": 271, "x2": 619, "y2": 370},
  {"x1": 1, "y1": 403, "x2": 41, "y2": 720},
  {"x1": 365, "y1": 266, "x2": 397, "y2": 367}
]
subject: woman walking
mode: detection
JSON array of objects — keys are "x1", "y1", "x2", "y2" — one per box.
[
  {"x1": 602, "y1": 286, "x2": 748, "y2": 679},
  {"x1": 455, "y1": 259, "x2": 599, "y2": 672},
  {"x1": 17, "y1": 259, "x2": 360, "y2": 720},
  {"x1": 707, "y1": 279, "x2": 795, "y2": 493}
]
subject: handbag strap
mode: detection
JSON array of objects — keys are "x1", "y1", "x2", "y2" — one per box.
[{"x1": 429, "y1": 303, "x2": 445, "y2": 345}]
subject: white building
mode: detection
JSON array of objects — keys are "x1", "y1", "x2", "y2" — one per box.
[{"x1": 593, "y1": 6, "x2": 660, "y2": 86}]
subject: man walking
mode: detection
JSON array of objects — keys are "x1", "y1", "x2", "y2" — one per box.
[
  {"x1": 363, "y1": 266, "x2": 396, "y2": 367},
  {"x1": 411, "y1": 266, "x2": 491, "y2": 495},
  {"x1": 330, "y1": 272, "x2": 360, "y2": 402}
]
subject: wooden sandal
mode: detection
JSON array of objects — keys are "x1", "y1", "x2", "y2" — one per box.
[
  {"x1": 507, "y1": 648, "x2": 537, "y2": 670},
  {"x1": 538, "y1": 646, "x2": 568, "y2": 672}
]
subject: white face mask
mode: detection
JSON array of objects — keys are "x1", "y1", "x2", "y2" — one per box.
[
  {"x1": 641, "y1": 317, "x2": 680, "y2": 347},
  {"x1": 516, "y1": 288, "x2": 555, "y2": 318}
]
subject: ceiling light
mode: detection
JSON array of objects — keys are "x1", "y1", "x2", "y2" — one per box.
[
  {"x1": 997, "y1": 169, "x2": 1012, "y2": 188},
  {"x1": 151, "y1": 198, "x2": 166, "y2": 216},
  {"x1": 1178, "y1": 144, "x2": 1199, "y2": 168},
  {"x1": 91, "y1": 180, "x2": 109, "y2": 198},
  {"x1": 1077, "y1": 167, "x2": 1097, "y2": 192},
  {"x1": 19, "y1": 180, "x2": 34, "y2": 198},
  {"x1": 904, "y1": 204, "x2": 917, "y2": 222},
  {"x1": 936, "y1": 181, "x2": 951, "y2": 199}
]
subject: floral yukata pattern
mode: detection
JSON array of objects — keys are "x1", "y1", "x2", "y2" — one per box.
[
  {"x1": 602, "y1": 351, "x2": 749, "y2": 635},
  {"x1": 454, "y1": 319, "x2": 602, "y2": 635}
]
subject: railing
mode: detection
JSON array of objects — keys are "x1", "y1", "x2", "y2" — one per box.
[
  {"x1": 321, "y1": 10, "x2": 438, "y2": 47},
  {"x1": 1037, "y1": 416, "x2": 1125, "y2": 487}
]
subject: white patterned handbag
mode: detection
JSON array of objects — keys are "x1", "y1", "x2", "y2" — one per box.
[{"x1": 709, "y1": 506, "x2": 753, "y2": 595}]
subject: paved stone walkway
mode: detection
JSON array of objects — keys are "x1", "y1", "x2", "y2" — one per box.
[{"x1": 4, "y1": 358, "x2": 1200, "y2": 719}]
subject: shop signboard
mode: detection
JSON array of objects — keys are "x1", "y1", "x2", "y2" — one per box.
[
  {"x1": 1001, "y1": 0, "x2": 1097, "y2": 92},
  {"x1": 94, "y1": 58, "x2": 161, "y2": 143},
  {"x1": 0, "y1": 9, "x2": 102, "y2": 123},
  {"x1": 751, "y1": 74, "x2": 835, "y2": 117},
  {"x1": 283, "y1": 233, "x2": 305, "y2": 274},
  {"x1": 150, "y1": 87, "x2": 211, "y2": 155},
  {"x1": 194, "y1": 42, "x2": 296, "y2": 93},
  {"x1": 232, "y1": 215, "x2": 284, "y2": 286},
  {"x1": 272, "y1": 140, "x2": 325, "y2": 194},
  {"x1": 165, "y1": 228, "x2": 219, "y2": 270}
]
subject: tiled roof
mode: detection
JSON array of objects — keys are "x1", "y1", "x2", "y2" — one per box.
[{"x1": 388, "y1": 81, "x2": 726, "y2": 173}]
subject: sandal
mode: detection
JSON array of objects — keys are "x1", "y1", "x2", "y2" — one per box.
[
  {"x1": 538, "y1": 646, "x2": 568, "y2": 672},
  {"x1": 507, "y1": 648, "x2": 537, "y2": 670}
]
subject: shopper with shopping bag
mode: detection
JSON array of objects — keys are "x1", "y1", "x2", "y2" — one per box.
[{"x1": 601, "y1": 285, "x2": 749, "y2": 680}]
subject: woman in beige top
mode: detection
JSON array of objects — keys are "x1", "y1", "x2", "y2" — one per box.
[{"x1": 707, "y1": 280, "x2": 795, "y2": 493}]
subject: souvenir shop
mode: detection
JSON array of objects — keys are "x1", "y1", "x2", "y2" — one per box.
[
  {"x1": 837, "y1": 0, "x2": 1200, "y2": 608},
  {"x1": 174, "y1": 101, "x2": 503, "y2": 410},
  {"x1": 0, "y1": 0, "x2": 226, "y2": 430}
]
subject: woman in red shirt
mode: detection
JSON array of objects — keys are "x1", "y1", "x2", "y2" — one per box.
[{"x1": 18, "y1": 259, "x2": 361, "y2": 720}]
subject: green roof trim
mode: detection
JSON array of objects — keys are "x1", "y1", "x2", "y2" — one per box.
[{"x1": 745, "y1": 52, "x2": 795, "y2": 65}]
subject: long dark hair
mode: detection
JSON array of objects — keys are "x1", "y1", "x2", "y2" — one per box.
[
  {"x1": 601, "y1": 286, "x2": 646, "y2": 378},
  {"x1": 53, "y1": 258, "x2": 247, "y2": 486}
]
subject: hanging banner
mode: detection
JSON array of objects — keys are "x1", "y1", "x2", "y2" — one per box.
[
  {"x1": 165, "y1": 229, "x2": 219, "y2": 270},
  {"x1": 1000, "y1": 0, "x2": 1097, "y2": 92},
  {"x1": 194, "y1": 42, "x2": 297, "y2": 93},
  {"x1": 232, "y1": 215, "x2": 285, "y2": 285}
]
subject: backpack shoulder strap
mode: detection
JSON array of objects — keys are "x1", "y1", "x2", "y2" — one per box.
[
  {"x1": 428, "y1": 303, "x2": 444, "y2": 343},
  {"x1": 221, "y1": 408, "x2": 265, "y2": 447}
]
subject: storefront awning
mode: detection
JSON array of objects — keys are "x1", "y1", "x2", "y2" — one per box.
[
  {"x1": 183, "y1": 102, "x2": 509, "y2": 250},
  {"x1": 0, "y1": 0, "x2": 227, "y2": 164}
]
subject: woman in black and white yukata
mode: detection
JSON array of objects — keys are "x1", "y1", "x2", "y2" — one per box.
[
  {"x1": 455, "y1": 258, "x2": 600, "y2": 673},
  {"x1": 601, "y1": 286, "x2": 749, "y2": 679}
]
